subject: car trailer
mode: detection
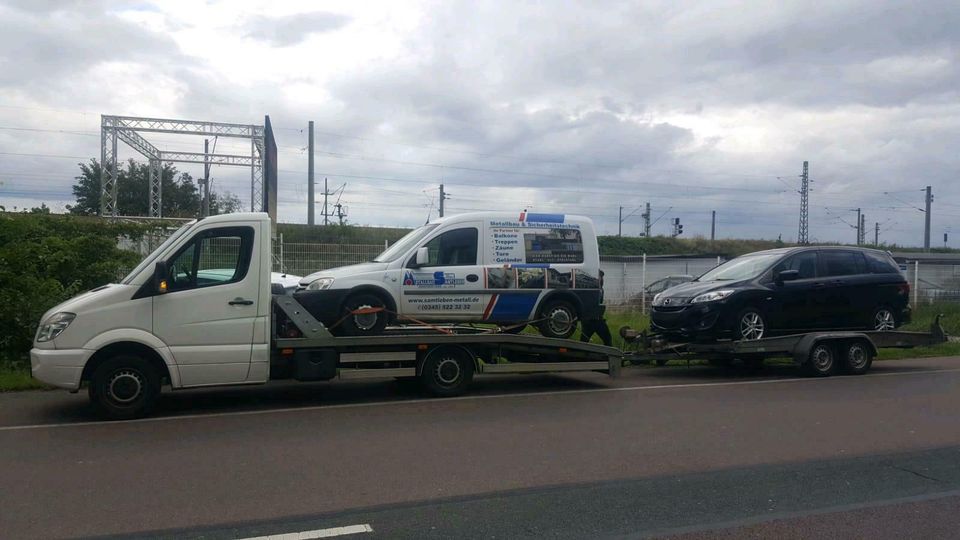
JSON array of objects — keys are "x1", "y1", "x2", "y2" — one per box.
[
  {"x1": 618, "y1": 315, "x2": 949, "y2": 377},
  {"x1": 272, "y1": 294, "x2": 622, "y2": 397}
]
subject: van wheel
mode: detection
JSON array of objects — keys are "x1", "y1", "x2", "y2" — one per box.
[
  {"x1": 872, "y1": 307, "x2": 896, "y2": 331},
  {"x1": 537, "y1": 300, "x2": 578, "y2": 339},
  {"x1": 804, "y1": 342, "x2": 837, "y2": 377},
  {"x1": 339, "y1": 293, "x2": 389, "y2": 336},
  {"x1": 88, "y1": 355, "x2": 161, "y2": 420},
  {"x1": 841, "y1": 340, "x2": 873, "y2": 375},
  {"x1": 420, "y1": 346, "x2": 474, "y2": 397},
  {"x1": 735, "y1": 308, "x2": 766, "y2": 341}
]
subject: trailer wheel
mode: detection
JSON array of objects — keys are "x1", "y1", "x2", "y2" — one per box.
[
  {"x1": 420, "y1": 346, "x2": 475, "y2": 397},
  {"x1": 803, "y1": 342, "x2": 837, "y2": 377},
  {"x1": 840, "y1": 340, "x2": 873, "y2": 375},
  {"x1": 88, "y1": 355, "x2": 161, "y2": 420}
]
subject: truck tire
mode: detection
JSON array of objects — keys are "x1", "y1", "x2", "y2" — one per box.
[
  {"x1": 88, "y1": 354, "x2": 161, "y2": 420},
  {"x1": 536, "y1": 300, "x2": 578, "y2": 339},
  {"x1": 840, "y1": 339, "x2": 873, "y2": 375},
  {"x1": 803, "y1": 342, "x2": 837, "y2": 377},
  {"x1": 419, "y1": 346, "x2": 474, "y2": 397},
  {"x1": 339, "y1": 293, "x2": 389, "y2": 336}
]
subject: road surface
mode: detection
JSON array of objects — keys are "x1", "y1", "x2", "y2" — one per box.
[{"x1": 1, "y1": 357, "x2": 959, "y2": 539}]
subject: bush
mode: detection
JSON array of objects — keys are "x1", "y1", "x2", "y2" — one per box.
[{"x1": 0, "y1": 213, "x2": 147, "y2": 363}]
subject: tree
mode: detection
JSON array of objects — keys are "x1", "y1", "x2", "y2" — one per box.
[{"x1": 70, "y1": 159, "x2": 241, "y2": 217}]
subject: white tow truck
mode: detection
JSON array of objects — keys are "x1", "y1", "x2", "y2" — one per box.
[{"x1": 30, "y1": 212, "x2": 621, "y2": 419}]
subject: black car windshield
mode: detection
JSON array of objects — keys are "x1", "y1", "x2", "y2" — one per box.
[
  {"x1": 373, "y1": 224, "x2": 439, "y2": 262},
  {"x1": 697, "y1": 252, "x2": 784, "y2": 282}
]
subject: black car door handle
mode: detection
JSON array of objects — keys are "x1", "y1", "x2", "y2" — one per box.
[
  {"x1": 229, "y1": 298, "x2": 254, "y2": 306},
  {"x1": 466, "y1": 274, "x2": 479, "y2": 283}
]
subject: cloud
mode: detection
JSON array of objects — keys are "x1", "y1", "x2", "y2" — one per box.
[{"x1": 242, "y1": 11, "x2": 351, "y2": 47}]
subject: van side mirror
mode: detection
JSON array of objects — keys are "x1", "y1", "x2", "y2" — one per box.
[
  {"x1": 154, "y1": 261, "x2": 169, "y2": 294},
  {"x1": 776, "y1": 269, "x2": 799, "y2": 284},
  {"x1": 414, "y1": 246, "x2": 429, "y2": 267}
]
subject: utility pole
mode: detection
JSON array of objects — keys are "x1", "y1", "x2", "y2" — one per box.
[
  {"x1": 798, "y1": 161, "x2": 810, "y2": 244},
  {"x1": 439, "y1": 183, "x2": 450, "y2": 217},
  {"x1": 924, "y1": 185, "x2": 933, "y2": 251},
  {"x1": 643, "y1": 202, "x2": 651, "y2": 237},
  {"x1": 875, "y1": 222, "x2": 879, "y2": 246},
  {"x1": 201, "y1": 138, "x2": 210, "y2": 217},
  {"x1": 335, "y1": 202, "x2": 346, "y2": 226},
  {"x1": 323, "y1": 177, "x2": 329, "y2": 225},
  {"x1": 855, "y1": 208, "x2": 862, "y2": 245},
  {"x1": 618, "y1": 206, "x2": 623, "y2": 237},
  {"x1": 307, "y1": 121, "x2": 315, "y2": 225},
  {"x1": 859, "y1": 213, "x2": 866, "y2": 246},
  {"x1": 711, "y1": 210, "x2": 716, "y2": 241}
]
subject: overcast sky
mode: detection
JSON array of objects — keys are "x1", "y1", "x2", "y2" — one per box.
[{"x1": 1, "y1": 0, "x2": 958, "y2": 246}]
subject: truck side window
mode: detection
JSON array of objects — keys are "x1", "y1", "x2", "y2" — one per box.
[
  {"x1": 166, "y1": 227, "x2": 254, "y2": 291},
  {"x1": 422, "y1": 227, "x2": 478, "y2": 266}
]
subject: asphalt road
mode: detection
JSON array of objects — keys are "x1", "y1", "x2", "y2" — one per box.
[{"x1": 2, "y1": 357, "x2": 959, "y2": 539}]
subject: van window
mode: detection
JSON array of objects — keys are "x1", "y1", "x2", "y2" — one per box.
[
  {"x1": 772, "y1": 251, "x2": 818, "y2": 279},
  {"x1": 820, "y1": 250, "x2": 865, "y2": 277},
  {"x1": 525, "y1": 229, "x2": 583, "y2": 264},
  {"x1": 166, "y1": 227, "x2": 253, "y2": 291},
  {"x1": 863, "y1": 251, "x2": 899, "y2": 274},
  {"x1": 422, "y1": 227, "x2": 478, "y2": 266}
]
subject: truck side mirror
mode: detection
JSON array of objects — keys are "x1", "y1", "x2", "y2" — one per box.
[
  {"x1": 776, "y1": 269, "x2": 799, "y2": 284},
  {"x1": 154, "y1": 261, "x2": 169, "y2": 294},
  {"x1": 415, "y1": 246, "x2": 429, "y2": 267}
]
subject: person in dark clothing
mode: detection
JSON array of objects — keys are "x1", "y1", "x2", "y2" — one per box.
[{"x1": 580, "y1": 270, "x2": 613, "y2": 346}]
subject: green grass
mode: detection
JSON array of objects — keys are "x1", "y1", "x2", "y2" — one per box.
[{"x1": 0, "y1": 365, "x2": 48, "y2": 392}]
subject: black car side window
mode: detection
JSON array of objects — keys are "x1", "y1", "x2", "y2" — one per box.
[
  {"x1": 820, "y1": 250, "x2": 864, "y2": 277},
  {"x1": 863, "y1": 251, "x2": 899, "y2": 274},
  {"x1": 772, "y1": 251, "x2": 818, "y2": 279}
]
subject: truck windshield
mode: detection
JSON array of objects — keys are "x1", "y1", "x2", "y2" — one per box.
[
  {"x1": 697, "y1": 252, "x2": 783, "y2": 282},
  {"x1": 120, "y1": 220, "x2": 197, "y2": 284},
  {"x1": 373, "y1": 224, "x2": 438, "y2": 262}
]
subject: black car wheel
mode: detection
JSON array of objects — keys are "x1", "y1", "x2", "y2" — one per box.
[
  {"x1": 536, "y1": 300, "x2": 578, "y2": 339},
  {"x1": 872, "y1": 307, "x2": 896, "y2": 331},
  {"x1": 735, "y1": 308, "x2": 766, "y2": 341},
  {"x1": 339, "y1": 293, "x2": 389, "y2": 336}
]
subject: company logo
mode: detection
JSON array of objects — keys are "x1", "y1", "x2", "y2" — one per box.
[{"x1": 403, "y1": 271, "x2": 465, "y2": 287}]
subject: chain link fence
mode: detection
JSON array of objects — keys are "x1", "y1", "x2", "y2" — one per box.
[{"x1": 272, "y1": 239, "x2": 384, "y2": 277}]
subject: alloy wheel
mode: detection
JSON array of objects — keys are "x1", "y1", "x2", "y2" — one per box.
[
  {"x1": 874, "y1": 309, "x2": 895, "y2": 331},
  {"x1": 740, "y1": 312, "x2": 765, "y2": 340}
]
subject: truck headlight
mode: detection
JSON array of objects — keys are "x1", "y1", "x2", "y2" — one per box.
[
  {"x1": 690, "y1": 290, "x2": 735, "y2": 304},
  {"x1": 305, "y1": 277, "x2": 335, "y2": 291},
  {"x1": 36, "y1": 312, "x2": 76, "y2": 342}
]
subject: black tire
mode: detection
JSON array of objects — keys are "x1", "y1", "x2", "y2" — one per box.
[
  {"x1": 840, "y1": 340, "x2": 873, "y2": 375},
  {"x1": 419, "y1": 346, "x2": 475, "y2": 397},
  {"x1": 339, "y1": 293, "x2": 389, "y2": 336},
  {"x1": 734, "y1": 307, "x2": 766, "y2": 341},
  {"x1": 803, "y1": 342, "x2": 837, "y2": 377},
  {"x1": 871, "y1": 306, "x2": 896, "y2": 331},
  {"x1": 536, "y1": 299, "x2": 578, "y2": 339},
  {"x1": 88, "y1": 354, "x2": 161, "y2": 420}
]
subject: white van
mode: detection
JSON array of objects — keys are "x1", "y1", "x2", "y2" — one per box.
[{"x1": 296, "y1": 212, "x2": 603, "y2": 338}]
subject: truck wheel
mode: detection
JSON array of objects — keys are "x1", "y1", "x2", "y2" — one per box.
[
  {"x1": 419, "y1": 346, "x2": 475, "y2": 397},
  {"x1": 840, "y1": 340, "x2": 873, "y2": 375},
  {"x1": 536, "y1": 300, "x2": 578, "y2": 339},
  {"x1": 803, "y1": 342, "x2": 837, "y2": 377},
  {"x1": 88, "y1": 355, "x2": 161, "y2": 420},
  {"x1": 339, "y1": 293, "x2": 389, "y2": 336}
]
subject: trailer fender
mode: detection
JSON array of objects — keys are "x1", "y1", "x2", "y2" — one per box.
[{"x1": 791, "y1": 332, "x2": 876, "y2": 365}]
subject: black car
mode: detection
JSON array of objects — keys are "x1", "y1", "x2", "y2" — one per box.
[{"x1": 650, "y1": 246, "x2": 911, "y2": 341}]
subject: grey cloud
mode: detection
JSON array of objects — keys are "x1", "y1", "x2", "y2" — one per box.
[{"x1": 242, "y1": 11, "x2": 350, "y2": 47}]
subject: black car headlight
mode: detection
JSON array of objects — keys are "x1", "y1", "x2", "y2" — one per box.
[{"x1": 690, "y1": 289, "x2": 735, "y2": 304}]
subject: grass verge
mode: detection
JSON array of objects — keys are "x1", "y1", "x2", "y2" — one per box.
[{"x1": 0, "y1": 365, "x2": 48, "y2": 392}]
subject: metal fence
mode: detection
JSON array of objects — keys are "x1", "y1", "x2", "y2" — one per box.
[
  {"x1": 903, "y1": 261, "x2": 960, "y2": 304},
  {"x1": 272, "y1": 240, "x2": 383, "y2": 277}
]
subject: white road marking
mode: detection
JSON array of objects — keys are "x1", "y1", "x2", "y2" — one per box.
[
  {"x1": 238, "y1": 523, "x2": 373, "y2": 539},
  {"x1": 2, "y1": 367, "x2": 960, "y2": 432}
]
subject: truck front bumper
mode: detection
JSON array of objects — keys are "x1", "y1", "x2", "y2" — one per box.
[{"x1": 30, "y1": 348, "x2": 90, "y2": 390}]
